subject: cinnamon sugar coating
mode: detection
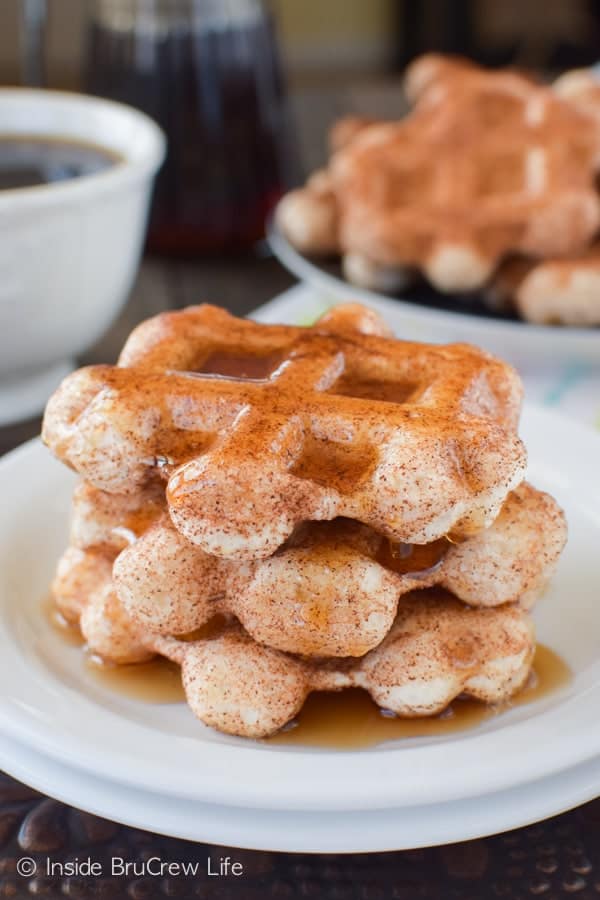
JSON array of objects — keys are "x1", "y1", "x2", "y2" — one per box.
[{"x1": 482, "y1": 67, "x2": 600, "y2": 326}]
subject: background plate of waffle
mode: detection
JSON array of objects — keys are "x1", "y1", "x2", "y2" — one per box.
[
  {"x1": 0, "y1": 404, "x2": 599, "y2": 818},
  {"x1": 271, "y1": 56, "x2": 600, "y2": 369},
  {"x1": 269, "y1": 222, "x2": 600, "y2": 370}
]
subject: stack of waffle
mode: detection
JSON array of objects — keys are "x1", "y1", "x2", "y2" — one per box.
[
  {"x1": 43, "y1": 303, "x2": 567, "y2": 738},
  {"x1": 277, "y1": 55, "x2": 600, "y2": 326}
]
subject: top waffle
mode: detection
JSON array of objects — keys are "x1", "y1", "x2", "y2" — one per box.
[
  {"x1": 277, "y1": 55, "x2": 600, "y2": 293},
  {"x1": 43, "y1": 303, "x2": 526, "y2": 559}
]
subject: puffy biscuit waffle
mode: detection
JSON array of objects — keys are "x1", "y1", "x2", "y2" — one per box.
[
  {"x1": 153, "y1": 595, "x2": 535, "y2": 738},
  {"x1": 50, "y1": 480, "x2": 562, "y2": 736},
  {"x1": 45, "y1": 301, "x2": 566, "y2": 740},
  {"x1": 57, "y1": 572, "x2": 536, "y2": 741},
  {"x1": 114, "y1": 483, "x2": 566, "y2": 658},
  {"x1": 43, "y1": 304, "x2": 526, "y2": 559},
  {"x1": 51, "y1": 492, "x2": 537, "y2": 738},
  {"x1": 484, "y1": 69, "x2": 600, "y2": 326},
  {"x1": 277, "y1": 54, "x2": 600, "y2": 294},
  {"x1": 55, "y1": 544, "x2": 536, "y2": 739}
]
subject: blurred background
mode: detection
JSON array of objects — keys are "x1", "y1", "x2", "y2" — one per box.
[
  {"x1": 3, "y1": 0, "x2": 600, "y2": 175},
  {"x1": 3, "y1": 0, "x2": 600, "y2": 250},
  {"x1": 2, "y1": 0, "x2": 600, "y2": 444},
  {"x1": 3, "y1": 0, "x2": 600, "y2": 85}
]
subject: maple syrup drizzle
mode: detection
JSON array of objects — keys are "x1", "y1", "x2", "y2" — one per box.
[
  {"x1": 376, "y1": 538, "x2": 450, "y2": 576},
  {"x1": 332, "y1": 374, "x2": 418, "y2": 405},
  {"x1": 45, "y1": 597, "x2": 572, "y2": 745},
  {"x1": 292, "y1": 436, "x2": 377, "y2": 494},
  {"x1": 121, "y1": 501, "x2": 163, "y2": 538},
  {"x1": 195, "y1": 350, "x2": 282, "y2": 380}
]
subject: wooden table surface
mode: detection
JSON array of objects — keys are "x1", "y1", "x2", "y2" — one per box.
[{"x1": 0, "y1": 79, "x2": 599, "y2": 898}]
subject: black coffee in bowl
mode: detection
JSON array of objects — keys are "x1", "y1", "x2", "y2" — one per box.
[{"x1": 0, "y1": 136, "x2": 121, "y2": 190}]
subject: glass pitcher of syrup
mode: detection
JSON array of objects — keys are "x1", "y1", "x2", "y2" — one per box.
[{"x1": 85, "y1": 0, "x2": 295, "y2": 255}]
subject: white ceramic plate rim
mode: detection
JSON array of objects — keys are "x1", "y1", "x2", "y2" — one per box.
[
  {"x1": 0, "y1": 405, "x2": 599, "y2": 813},
  {"x1": 268, "y1": 219, "x2": 600, "y2": 350},
  {"x1": 1, "y1": 730, "x2": 598, "y2": 852}
]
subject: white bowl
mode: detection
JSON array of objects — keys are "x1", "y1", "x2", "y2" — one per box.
[{"x1": 0, "y1": 88, "x2": 166, "y2": 425}]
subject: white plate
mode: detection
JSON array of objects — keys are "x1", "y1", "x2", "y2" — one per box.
[
  {"x1": 2, "y1": 729, "x2": 599, "y2": 852},
  {"x1": 0, "y1": 406, "x2": 599, "y2": 814},
  {"x1": 268, "y1": 223, "x2": 600, "y2": 369}
]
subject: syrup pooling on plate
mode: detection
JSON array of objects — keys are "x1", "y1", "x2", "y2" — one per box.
[
  {"x1": 45, "y1": 601, "x2": 225, "y2": 703},
  {"x1": 45, "y1": 595, "x2": 571, "y2": 746},
  {"x1": 269, "y1": 645, "x2": 572, "y2": 749},
  {"x1": 86, "y1": 656, "x2": 185, "y2": 703},
  {"x1": 43, "y1": 594, "x2": 84, "y2": 647},
  {"x1": 46, "y1": 594, "x2": 182, "y2": 700},
  {"x1": 85, "y1": 615, "x2": 232, "y2": 702}
]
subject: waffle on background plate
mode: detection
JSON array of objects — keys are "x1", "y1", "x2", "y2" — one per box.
[
  {"x1": 277, "y1": 54, "x2": 600, "y2": 327},
  {"x1": 43, "y1": 303, "x2": 567, "y2": 739}
]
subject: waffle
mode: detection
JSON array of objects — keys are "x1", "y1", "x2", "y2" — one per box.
[
  {"x1": 153, "y1": 593, "x2": 535, "y2": 738},
  {"x1": 489, "y1": 244, "x2": 600, "y2": 325},
  {"x1": 43, "y1": 304, "x2": 526, "y2": 560},
  {"x1": 50, "y1": 476, "x2": 558, "y2": 736},
  {"x1": 113, "y1": 483, "x2": 565, "y2": 658},
  {"x1": 46, "y1": 301, "x2": 566, "y2": 740},
  {"x1": 483, "y1": 69, "x2": 600, "y2": 326},
  {"x1": 52, "y1": 474, "x2": 561, "y2": 661},
  {"x1": 277, "y1": 55, "x2": 600, "y2": 294},
  {"x1": 52, "y1": 516, "x2": 536, "y2": 738}
]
